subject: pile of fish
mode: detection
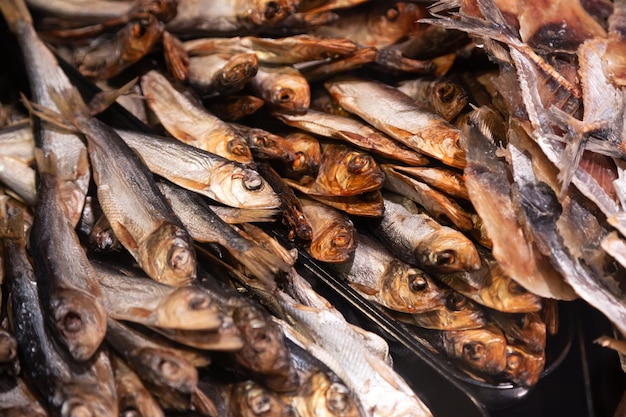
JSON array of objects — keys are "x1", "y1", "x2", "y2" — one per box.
[{"x1": 1, "y1": 0, "x2": 626, "y2": 415}]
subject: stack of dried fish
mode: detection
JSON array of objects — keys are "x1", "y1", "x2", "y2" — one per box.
[{"x1": 3, "y1": 0, "x2": 626, "y2": 414}]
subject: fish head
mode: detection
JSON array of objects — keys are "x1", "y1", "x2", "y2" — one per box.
[
  {"x1": 136, "y1": 347, "x2": 198, "y2": 393},
  {"x1": 443, "y1": 326, "x2": 508, "y2": 374},
  {"x1": 48, "y1": 288, "x2": 107, "y2": 361},
  {"x1": 121, "y1": 15, "x2": 165, "y2": 63},
  {"x1": 285, "y1": 133, "x2": 321, "y2": 176},
  {"x1": 308, "y1": 219, "x2": 356, "y2": 263},
  {"x1": 230, "y1": 381, "x2": 295, "y2": 417},
  {"x1": 487, "y1": 265, "x2": 543, "y2": 313},
  {"x1": 155, "y1": 287, "x2": 222, "y2": 330},
  {"x1": 416, "y1": 231, "x2": 481, "y2": 273},
  {"x1": 293, "y1": 371, "x2": 360, "y2": 417},
  {"x1": 60, "y1": 388, "x2": 118, "y2": 417},
  {"x1": 430, "y1": 80, "x2": 469, "y2": 121},
  {"x1": 220, "y1": 53, "x2": 259, "y2": 89},
  {"x1": 319, "y1": 146, "x2": 384, "y2": 195},
  {"x1": 503, "y1": 344, "x2": 546, "y2": 387},
  {"x1": 233, "y1": 306, "x2": 298, "y2": 391},
  {"x1": 211, "y1": 164, "x2": 281, "y2": 209},
  {"x1": 421, "y1": 122, "x2": 466, "y2": 169},
  {"x1": 373, "y1": 2, "x2": 425, "y2": 40},
  {"x1": 268, "y1": 75, "x2": 311, "y2": 114},
  {"x1": 138, "y1": 223, "x2": 196, "y2": 287},
  {"x1": 379, "y1": 260, "x2": 443, "y2": 313},
  {"x1": 412, "y1": 290, "x2": 485, "y2": 330}
]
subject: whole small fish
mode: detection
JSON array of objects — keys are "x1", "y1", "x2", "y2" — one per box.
[
  {"x1": 112, "y1": 353, "x2": 165, "y2": 417},
  {"x1": 71, "y1": 13, "x2": 164, "y2": 80},
  {"x1": 372, "y1": 192, "x2": 480, "y2": 273},
  {"x1": 333, "y1": 232, "x2": 444, "y2": 314},
  {"x1": 1, "y1": 0, "x2": 90, "y2": 227},
  {"x1": 29, "y1": 150, "x2": 107, "y2": 361},
  {"x1": 300, "y1": 196, "x2": 357, "y2": 263},
  {"x1": 325, "y1": 75, "x2": 466, "y2": 169},
  {"x1": 116, "y1": 128, "x2": 280, "y2": 209},
  {"x1": 394, "y1": 289, "x2": 486, "y2": 331},
  {"x1": 91, "y1": 259, "x2": 222, "y2": 330},
  {"x1": 249, "y1": 65, "x2": 311, "y2": 113},
  {"x1": 187, "y1": 52, "x2": 258, "y2": 97},
  {"x1": 141, "y1": 70, "x2": 254, "y2": 165},
  {"x1": 0, "y1": 203, "x2": 118, "y2": 417},
  {"x1": 166, "y1": 0, "x2": 298, "y2": 35},
  {"x1": 273, "y1": 109, "x2": 429, "y2": 166},
  {"x1": 397, "y1": 78, "x2": 469, "y2": 122},
  {"x1": 382, "y1": 164, "x2": 474, "y2": 231},
  {"x1": 157, "y1": 180, "x2": 291, "y2": 285},
  {"x1": 106, "y1": 318, "x2": 199, "y2": 395},
  {"x1": 286, "y1": 143, "x2": 384, "y2": 197},
  {"x1": 441, "y1": 324, "x2": 508, "y2": 376},
  {"x1": 184, "y1": 34, "x2": 359, "y2": 65}
]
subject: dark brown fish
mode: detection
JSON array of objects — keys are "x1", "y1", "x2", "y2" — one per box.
[
  {"x1": 300, "y1": 196, "x2": 357, "y2": 263},
  {"x1": 442, "y1": 324, "x2": 508, "y2": 376},
  {"x1": 503, "y1": 344, "x2": 545, "y2": 387},
  {"x1": 207, "y1": 95, "x2": 265, "y2": 121},
  {"x1": 397, "y1": 78, "x2": 469, "y2": 122},
  {"x1": 187, "y1": 52, "x2": 259, "y2": 97},
  {"x1": 163, "y1": 30, "x2": 190, "y2": 82},
  {"x1": 112, "y1": 353, "x2": 165, "y2": 417}
]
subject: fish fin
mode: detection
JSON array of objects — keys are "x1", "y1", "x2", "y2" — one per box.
[
  {"x1": 0, "y1": 0, "x2": 32, "y2": 33},
  {"x1": 88, "y1": 77, "x2": 139, "y2": 116},
  {"x1": 212, "y1": 207, "x2": 280, "y2": 224},
  {"x1": 428, "y1": 0, "x2": 460, "y2": 15},
  {"x1": 0, "y1": 197, "x2": 24, "y2": 240},
  {"x1": 364, "y1": 351, "x2": 403, "y2": 390},
  {"x1": 19, "y1": 92, "x2": 77, "y2": 133},
  {"x1": 192, "y1": 386, "x2": 218, "y2": 417},
  {"x1": 33, "y1": 147, "x2": 59, "y2": 177}
]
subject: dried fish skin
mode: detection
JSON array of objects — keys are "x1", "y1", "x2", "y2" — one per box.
[
  {"x1": 397, "y1": 77, "x2": 469, "y2": 122},
  {"x1": 334, "y1": 233, "x2": 444, "y2": 315},
  {"x1": 325, "y1": 75, "x2": 466, "y2": 169},
  {"x1": 187, "y1": 52, "x2": 259, "y2": 97},
  {"x1": 117, "y1": 129, "x2": 280, "y2": 210},
  {"x1": 442, "y1": 325, "x2": 508, "y2": 376},
  {"x1": 300, "y1": 196, "x2": 356, "y2": 263},
  {"x1": 373, "y1": 192, "x2": 480, "y2": 273},
  {"x1": 112, "y1": 354, "x2": 165, "y2": 417},
  {"x1": 249, "y1": 65, "x2": 311, "y2": 114},
  {"x1": 141, "y1": 69, "x2": 254, "y2": 165}
]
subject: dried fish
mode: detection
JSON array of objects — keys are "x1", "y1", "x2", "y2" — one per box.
[
  {"x1": 249, "y1": 65, "x2": 311, "y2": 113},
  {"x1": 441, "y1": 324, "x2": 508, "y2": 376},
  {"x1": 112, "y1": 353, "x2": 165, "y2": 417},
  {"x1": 187, "y1": 52, "x2": 258, "y2": 97}
]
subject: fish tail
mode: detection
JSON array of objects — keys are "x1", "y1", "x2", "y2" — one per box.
[
  {"x1": 88, "y1": 77, "x2": 139, "y2": 116},
  {"x1": 0, "y1": 197, "x2": 24, "y2": 241},
  {"x1": 0, "y1": 0, "x2": 32, "y2": 33},
  {"x1": 19, "y1": 91, "x2": 80, "y2": 134},
  {"x1": 232, "y1": 242, "x2": 292, "y2": 286}
]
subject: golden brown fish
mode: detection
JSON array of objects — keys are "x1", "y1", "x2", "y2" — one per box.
[
  {"x1": 299, "y1": 191, "x2": 385, "y2": 217},
  {"x1": 207, "y1": 95, "x2": 265, "y2": 121},
  {"x1": 441, "y1": 323, "x2": 508, "y2": 376},
  {"x1": 187, "y1": 52, "x2": 258, "y2": 97},
  {"x1": 249, "y1": 65, "x2": 311, "y2": 113},
  {"x1": 397, "y1": 77, "x2": 470, "y2": 122}
]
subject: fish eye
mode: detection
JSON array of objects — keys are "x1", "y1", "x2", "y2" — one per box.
[
  {"x1": 292, "y1": 152, "x2": 307, "y2": 171},
  {"x1": 64, "y1": 402, "x2": 93, "y2": 417},
  {"x1": 437, "y1": 84, "x2": 456, "y2": 103},
  {"x1": 408, "y1": 273, "x2": 428, "y2": 292},
  {"x1": 167, "y1": 243, "x2": 192, "y2": 272},
  {"x1": 348, "y1": 154, "x2": 372, "y2": 173},
  {"x1": 507, "y1": 352, "x2": 522, "y2": 371},
  {"x1": 331, "y1": 231, "x2": 351, "y2": 248},
  {"x1": 227, "y1": 139, "x2": 250, "y2": 157},
  {"x1": 275, "y1": 88, "x2": 293, "y2": 103},
  {"x1": 253, "y1": 135, "x2": 268, "y2": 147},
  {"x1": 188, "y1": 294, "x2": 213, "y2": 310},
  {"x1": 386, "y1": 6, "x2": 400, "y2": 21},
  {"x1": 264, "y1": 1, "x2": 282, "y2": 21},
  {"x1": 435, "y1": 250, "x2": 456, "y2": 266},
  {"x1": 131, "y1": 20, "x2": 149, "y2": 38},
  {"x1": 326, "y1": 382, "x2": 351, "y2": 413},
  {"x1": 462, "y1": 342, "x2": 485, "y2": 361},
  {"x1": 508, "y1": 280, "x2": 527, "y2": 295},
  {"x1": 243, "y1": 171, "x2": 264, "y2": 191},
  {"x1": 247, "y1": 389, "x2": 272, "y2": 414},
  {"x1": 445, "y1": 292, "x2": 467, "y2": 311}
]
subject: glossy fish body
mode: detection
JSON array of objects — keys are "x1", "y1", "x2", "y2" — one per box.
[
  {"x1": 141, "y1": 69, "x2": 254, "y2": 165},
  {"x1": 373, "y1": 192, "x2": 480, "y2": 273},
  {"x1": 397, "y1": 78, "x2": 469, "y2": 122},
  {"x1": 333, "y1": 232, "x2": 444, "y2": 314},
  {"x1": 91, "y1": 259, "x2": 222, "y2": 330},
  {"x1": 30, "y1": 150, "x2": 107, "y2": 361},
  {"x1": 300, "y1": 196, "x2": 356, "y2": 263},
  {"x1": 116, "y1": 128, "x2": 280, "y2": 209},
  {"x1": 250, "y1": 65, "x2": 311, "y2": 113},
  {"x1": 1, "y1": 0, "x2": 90, "y2": 226},
  {"x1": 187, "y1": 52, "x2": 258, "y2": 97},
  {"x1": 1, "y1": 203, "x2": 118, "y2": 417},
  {"x1": 273, "y1": 109, "x2": 429, "y2": 166},
  {"x1": 325, "y1": 75, "x2": 466, "y2": 168}
]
